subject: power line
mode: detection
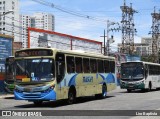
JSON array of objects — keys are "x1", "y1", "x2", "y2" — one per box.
[
  {"x1": 31, "y1": 0, "x2": 108, "y2": 23},
  {"x1": 3, "y1": 16, "x2": 105, "y2": 39}
]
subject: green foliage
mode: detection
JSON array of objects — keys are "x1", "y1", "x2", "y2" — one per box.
[{"x1": 141, "y1": 54, "x2": 159, "y2": 63}]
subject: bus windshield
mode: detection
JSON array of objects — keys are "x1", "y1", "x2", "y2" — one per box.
[
  {"x1": 15, "y1": 58, "x2": 55, "y2": 82},
  {"x1": 5, "y1": 61, "x2": 14, "y2": 80},
  {"x1": 121, "y1": 62, "x2": 144, "y2": 79}
]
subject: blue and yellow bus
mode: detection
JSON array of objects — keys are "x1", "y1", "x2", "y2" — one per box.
[{"x1": 14, "y1": 48, "x2": 116, "y2": 105}]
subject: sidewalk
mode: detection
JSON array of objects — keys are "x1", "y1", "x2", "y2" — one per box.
[{"x1": 0, "y1": 93, "x2": 14, "y2": 99}]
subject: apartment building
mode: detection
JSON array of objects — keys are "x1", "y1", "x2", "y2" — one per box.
[
  {"x1": 21, "y1": 12, "x2": 55, "y2": 48},
  {"x1": 0, "y1": 0, "x2": 20, "y2": 42}
]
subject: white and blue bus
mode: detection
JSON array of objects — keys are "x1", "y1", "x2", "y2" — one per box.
[
  {"x1": 120, "y1": 61, "x2": 160, "y2": 92},
  {"x1": 14, "y1": 48, "x2": 116, "y2": 105}
]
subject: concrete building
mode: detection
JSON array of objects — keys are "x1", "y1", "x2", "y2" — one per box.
[
  {"x1": 20, "y1": 15, "x2": 31, "y2": 48},
  {"x1": 141, "y1": 37, "x2": 152, "y2": 55},
  {"x1": 134, "y1": 43, "x2": 150, "y2": 56},
  {"x1": 21, "y1": 12, "x2": 55, "y2": 48},
  {"x1": 13, "y1": 41, "x2": 22, "y2": 54},
  {"x1": 118, "y1": 43, "x2": 150, "y2": 56},
  {"x1": 28, "y1": 27, "x2": 102, "y2": 54},
  {"x1": 117, "y1": 37, "x2": 160, "y2": 56},
  {"x1": 32, "y1": 12, "x2": 55, "y2": 31},
  {"x1": 118, "y1": 37, "x2": 152, "y2": 56},
  {"x1": 141, "y1": 37, "x2": 160, "y2": 55},
  {"x1": 0, "y1": 0, "x2": 20, "y2": 42}
]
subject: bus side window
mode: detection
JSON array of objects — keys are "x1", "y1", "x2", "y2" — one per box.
[
  {"x1": 98, "y1": 60, "x2": 104, "y2": 73},
  {"x1": 110, "y1": 61, "x2": 115, "y2": 73},
  {"x1": 104, "y1": 60, "x2": 110, "y2": 73},
  {"x1": 56, "y1": 53, "x2": 65, "y2": 84},
  {"x1": 66, "y1": 56, "x2": 75, "y2": 73},
  {"x1": 90, "y1": 59, "x2": 97, "y2": 73},
  {"x1": 83, "y1": 58, "x2": 90, "y2": 73},
  {"x1": 75, "y1": 57, "x2": 82, "y2": 73},
  {"x1": 145, "y1": 64, "x2": 148, "y2": 79}
]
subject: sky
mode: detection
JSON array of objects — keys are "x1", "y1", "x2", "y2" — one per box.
[{"x1": 20, "y1": 0, "x2": 160, "y2": 51}]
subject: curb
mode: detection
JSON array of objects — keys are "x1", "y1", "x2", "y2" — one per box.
[{"x1": 0, "y1": 94, "x2": 14, "y2": 99}]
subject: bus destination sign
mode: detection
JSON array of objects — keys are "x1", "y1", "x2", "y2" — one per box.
[{"x1": 15, "y1": 49, "x2": 53, "y2": 57}]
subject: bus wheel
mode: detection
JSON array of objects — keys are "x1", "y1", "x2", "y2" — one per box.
[
  {"x1": 148, "y1": 82, "x2": 152, "y2": 92},
  {"x1": 68, "y1": 89, "x2": 76, "y2": 104},
  {"x1": 127, "y1": 89, "x2": 132, "y2": 93},
  {"x1": 102, "y1": 84, "x2": 107, "y2": 98},
  {"x1": 33, "y1": 101, "x2": 43, "y2": 106}
]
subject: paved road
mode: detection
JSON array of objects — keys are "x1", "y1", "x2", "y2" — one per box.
[{"x1": 1, "y1": 87, "x2": 160, "y2": 119}]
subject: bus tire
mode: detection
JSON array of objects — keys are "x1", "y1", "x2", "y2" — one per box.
[
  {"x1": 33, "y1": 101, "x2": 43, "y2": 106},
  {"x1": 102, "y1": 84, "x2": 107, "y2": 98},
  {"x1": 148, "y1": 82, "x2": 152, "y2": 92},
  {"x1": 127, "y1": 89, "x2": 132, "y2": 93},
  {"x1": 141, "y1": 89, "x2": 146, "y2": 92},
  {"x1": 68, "y1": 87, "x2": 76, "y2": 104}
]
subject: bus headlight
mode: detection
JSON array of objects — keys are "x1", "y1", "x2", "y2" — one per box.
[
  {"x1": 142, "y1": 80, "x2": 144, "y2": 83},
  {"x1": 120, "y1": 81, "x2": 125, "y2": 85},
  {"x1": 42, "y1": 85, "x2": 55, "y2": 93},
  {"x1": 136, "y1": 80, "x2": 144, "y2": 85},
  {"x1": 14, "y1": 85, "x2": 23, "y2": 93}
]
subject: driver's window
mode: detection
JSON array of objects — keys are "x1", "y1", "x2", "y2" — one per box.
[
  {"x1": 145, "y1": 64, "x2": 148, "y2": 79},
  {"x1": 56, "y1": 53, "x2": 65, "y2": 84}
]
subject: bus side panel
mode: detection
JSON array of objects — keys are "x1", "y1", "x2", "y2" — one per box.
[
  {"x1": 158, "y1": 76, "x2": 160, "y2": 88},
  {"x1": 59, "y1": 73, "x2": 104, "y2": 98},
  {"x1": 80, "y1": 73, "x2": 102, "y2": 96},
  {"x1": 145, "y1": 76, "x2": 152, "y2": 89},
  {"x1": 99, "y1": 73, "x2": 116, "y2": 92},
  {"x1": 149, "y1": 76, "x2": 160, "y2": 89},
  {"x1": 56, "y1": 74, "x2": 74, "y2": 100},
  {"x1": 65, "y1": 73, "x2": 102, "y2": 97},
  {"x1": 56, "y1": 72, "x2": 116, "y2": 100}
]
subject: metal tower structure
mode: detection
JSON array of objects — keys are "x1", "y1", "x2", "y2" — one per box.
[
  {"x1": 120, "y1": 0, "x2": 137, "y2": 54},
  {"x1": 151, "y1": 7, "x2": 160, "y2": 63}
]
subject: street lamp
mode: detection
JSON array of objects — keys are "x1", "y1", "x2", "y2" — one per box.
[
  {"x1": 0, "y1": 10, "x2": 14, "y2": 34},
  {"x1": 0, "y1": 10, "x2": 14, "y2": 16},
  {"x1": 106, "y1": 20, "x2": 119, "y2": 56}
]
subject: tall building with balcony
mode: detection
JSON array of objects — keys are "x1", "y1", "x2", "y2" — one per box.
[
  {"x1": 118, "y1": 43, "x2": 150, "y2": 56},
  {"x1": 0, "y1": 0, "x2": 20, "y2": 42},
  {"x1": 20, "y1": 15, "x2": 31, "y2": 49},
  {"x1": 21, "y1": 12, "x2": 55, "y2": 48},
  {"x1": 141, "y1": 37, "x2": 160, "y2": 55},
  {"x1": 118, "y1": 37, "x2": 153, "y2": 56},
  {"x1": 141, "y1": 37, "x2": 152, "y2": 55},
  {"x1": 32, "y1": 12, "x2": 55, "y2": 31}
]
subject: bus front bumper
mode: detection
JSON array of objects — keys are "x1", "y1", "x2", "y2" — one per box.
[
  {"x1": 120, "y1": 82, "x2": 145, "y2": 89},
  {"x1": 14, "y1": 90, "x2": 56, "y2": 101}
]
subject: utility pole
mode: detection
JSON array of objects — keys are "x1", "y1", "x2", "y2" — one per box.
[
  {"x1": 151, "y1": 7, "x2": 160, "y2": 63},
  {"x1": 100, "y1": 30, "x2": 107, "y2": 55},
  {"x1": 106, "y1": 20, "x2": 120, "y2": 56},
  {"x1": 101, "y1": 22, "x2": 119, "y2": 56},
  {"x1": 120, "y1": 0, "x2": 137, "y2": 55}
]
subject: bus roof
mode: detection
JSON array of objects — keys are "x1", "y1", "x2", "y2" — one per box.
[
  {"x1": 15, "y1": 48, "x2": 115, "y2": 60},
  {"x1": 121, "y1": 61, "x2": 160, "y2": 66}
]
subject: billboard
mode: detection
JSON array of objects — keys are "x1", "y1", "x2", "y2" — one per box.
[
  {"x1": 115, "y1": 53, "x2": 141, "y2": 67},
  {"x1": 115, "y1": 53, "x2": 127, "y2": 66},
  {"x1": 126, "y1": 54, "x2": 141, "y2": 62},
  {"x1": 27, "y1": 27, "x2": 102, "y2": 54},
  {"x1": 0, "y1": 35, "x2": 13, "y2": 72}
]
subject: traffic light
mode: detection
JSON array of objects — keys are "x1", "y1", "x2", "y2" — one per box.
[{"x1": 111, "y1": 35, "x2": 113, "y2": 39}]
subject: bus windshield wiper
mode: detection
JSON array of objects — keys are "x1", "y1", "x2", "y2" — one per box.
[
  {"x1": 34, "y1": 58, "x2": 43, "y2": 74},
  {"x1": 16, "y1": 62, "x2": 30, "y2": 77}
]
